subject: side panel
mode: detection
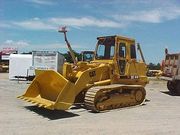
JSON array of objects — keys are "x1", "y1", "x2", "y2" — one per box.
[{"x1": 112, "y1": 37, "x2": 148, "y2": 86}]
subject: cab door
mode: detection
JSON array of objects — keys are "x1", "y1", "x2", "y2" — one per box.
[{"x1": 117, "y1": 42, "x2": 127, "y2": 75}]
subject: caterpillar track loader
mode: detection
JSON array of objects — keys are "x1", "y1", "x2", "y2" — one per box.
[{"x1": 18, "y1": 28, "x2": 148, "y2": 112}]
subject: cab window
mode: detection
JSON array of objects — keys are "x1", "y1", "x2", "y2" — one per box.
[
  {"x1": 96, "y1": 38, "x2": 115, "y2": 59},
  {"x1": 119, "y1": 43, "x2": 126, "y2": 58}
]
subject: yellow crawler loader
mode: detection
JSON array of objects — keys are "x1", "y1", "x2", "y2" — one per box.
[{"x1": 18, "y1": 28, "x2": 148, "y2": 112}]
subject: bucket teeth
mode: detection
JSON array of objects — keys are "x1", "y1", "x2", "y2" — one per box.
[
  {"x1": 18, "y1": 95, "x2": 53, "y2": 110},
  {"x1": 20, "y1": 97, "x2": 25, "y2": 100},
  {"x1": 26, "y1": 99, "x2": 31, "y2": 102},
  {"x1": 44, "y1": 105, "x2": 48, "y2": 109},
  {"x1": 32, "y1": 102, "x2": 48, "y2": 108},
  {"x1": 17, "y1": 96, "x2": 23, "y2": 99},
  {"x1": 30, "y1": 101, "x2": 36, "y2": 104},
  {"x1": 37, "y1": 103, "x2": 44, "y2": 108},
  {"x1": 23, "y1": 97, "x2": 29, "y2": 101},
  {"x1": 20, "y1": 97, "x2": 24, "y2": 100}
]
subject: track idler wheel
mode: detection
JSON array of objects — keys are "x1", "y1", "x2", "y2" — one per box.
[{"x1": 134, "y1": 89, "x2": 145, "y2": 104}]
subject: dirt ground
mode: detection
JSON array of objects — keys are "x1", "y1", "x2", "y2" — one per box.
[{"x1": 0, "y1": 73, "x2": 180, "y2": 135}]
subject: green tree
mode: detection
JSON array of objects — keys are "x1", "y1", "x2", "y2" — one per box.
[
  {"x1": 62, "y1": 50, "x2": 82, "y2": 63},
  {"x1": 148, "y1": 63, "x2": 161, "y2": 70}
]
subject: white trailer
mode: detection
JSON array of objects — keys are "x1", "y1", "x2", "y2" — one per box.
[
  {"x1": 9, "y1": 51, "x2": 65, "y2": 81},
  {"x1": 32, "y1": 51, "x2": 65, "y2": 74},
  {"x1": 9, "y1": 54, "x2": 34, "y2": 80}
]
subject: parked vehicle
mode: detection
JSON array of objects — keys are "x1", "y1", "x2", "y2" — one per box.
[{"x1": 162, "y1": 48, "x2": 180, "y2": 95}]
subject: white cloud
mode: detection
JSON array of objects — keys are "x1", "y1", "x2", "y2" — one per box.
[
  {"x1": 0, "y1": 40, "x2": 29, "y2": 49},
  {"x1": 31, "y1": 43, "x2": 87, "y2": 50},
  {"x1": 9, "y1": 17, "x2": 123, "y2": 31},
  {"x1": 12, "y1": 18, "x2": 56, "y2": 30},
  {"x1": 0, "y1": 23, "x2": 13, "y2": 28},
  {"x1": 0, "y1": 40, "x2": 86, "y2": 52},
  {"x1": 3, "y1": 4, "x2": 180, "y2": 31},
  {"x1": 25, "y1": 0, "x2": 55, "y2": 5},
  {"x1": 113, "y1": 6, "x2": 180, "y2": 23},
  {"x1": 49, "y1": 17, "x2": 123, "y2": 28}
]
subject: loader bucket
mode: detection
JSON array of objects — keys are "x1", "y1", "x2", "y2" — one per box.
[{"x1": 18, "y1": 70, "x2": 76, "y2": 110}]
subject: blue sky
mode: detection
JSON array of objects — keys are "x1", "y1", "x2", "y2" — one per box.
[{"x1": 0, "y1": 0, "x2": 180, "y2": 63}]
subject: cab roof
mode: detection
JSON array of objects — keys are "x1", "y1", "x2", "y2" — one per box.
[{"x1": 97, "y1": 35, "x2": 135, "y2": 42}]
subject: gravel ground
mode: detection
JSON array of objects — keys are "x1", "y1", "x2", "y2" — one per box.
[{"x1": 0, "y1": 73, "x2": 180, "y2": 135}]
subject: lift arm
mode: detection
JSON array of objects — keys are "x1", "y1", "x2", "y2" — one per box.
[{"x1": 58, "y1": 26, "x2": 77, "y2": 65}]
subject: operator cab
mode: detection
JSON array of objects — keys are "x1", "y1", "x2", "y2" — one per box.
[{"x1": 95, "y1": 35, "x2": 137, "y2": 75}]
